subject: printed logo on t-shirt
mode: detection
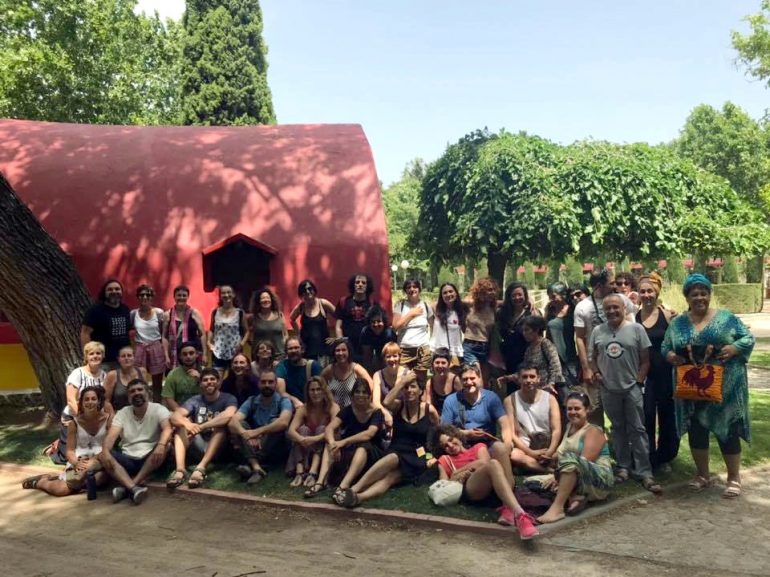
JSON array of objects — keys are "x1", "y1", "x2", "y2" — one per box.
[
  {"x1": 111, "y1": 315, "x2": 127, "y2": 338},
  {"x1": 605, "y1": 341, "x2": 624, "y2": 359}
]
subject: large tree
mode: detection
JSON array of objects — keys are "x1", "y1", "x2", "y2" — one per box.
[
  {"x1": 179, "y1": 0, "x2": 275, "y2": 125},
  {"x1": 382, "y1": 160, "x2": 427, "y2": 270},
  {"x1": 733, "y1": 0, "x2": 770, "y2": 89},
  {"x1": 0, "y1": 174, "x2": 91, "y2": 414},
  {"x1": 0, "y1": 0, "x2": 180, "y2": 124}
]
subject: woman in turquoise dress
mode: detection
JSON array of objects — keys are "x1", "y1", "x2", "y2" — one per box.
[{"x1": 662, "y1": 274, "x2": 754, "y2": 498}]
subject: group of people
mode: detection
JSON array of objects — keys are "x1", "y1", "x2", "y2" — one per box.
[{"x1": 22, "y1": 268, "x2": 754, "y2": 540}]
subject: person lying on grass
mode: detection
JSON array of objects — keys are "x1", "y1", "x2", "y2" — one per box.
[
  {"x1": 430, "y1": 424, "x2": 539, "y2": 540},
  {"x1": 536, "y1": 392, "x2": 614, "y2": 523},
  {"x1": 23, "y1": 386, "x2": 112, "y2": 497},
  {"x1": 331, "y1": 372, "x2": 439, "y2": 508},
  {"x1": 166, "y1": 368, "x2": 238, "y2": 490},
  {"x1": 286, "y1": 376, "x2": 339, "y2": 487}
]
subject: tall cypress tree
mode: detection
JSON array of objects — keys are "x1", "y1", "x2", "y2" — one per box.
[{"x1": 180, "y1": 0, "x2": 275, "y2": 125}]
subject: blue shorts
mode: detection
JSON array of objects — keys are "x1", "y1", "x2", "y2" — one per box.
[
  {"x1": 111, "y1": 449, "x2": 149, "y2": 477},
  {"x1": 462, "y1": 339, "x2": 489, "y2": 365}
]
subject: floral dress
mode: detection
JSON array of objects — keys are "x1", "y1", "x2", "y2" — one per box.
[{"x1": 661, "y1": 309, "x2": 754, "y2": 443}]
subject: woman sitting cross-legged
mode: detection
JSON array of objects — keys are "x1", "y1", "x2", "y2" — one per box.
[
  {"x1": 431, "y1": 424, "x2": 540, "y2": 540},
  {"x1": 537, "y1": 392, "x2": 614, "y2": 523},
  {"x1": 304, "y1": 378, "x2": 385, "y2": 498},
  {"x1": 505, "y1": 362, "x2": 562, "y2": 474},
  {"x1": 23, "y1": 386, "x2": 112, "y2": 497},
  {"x1": 286, "y1": 376, "x2": 340, "y2": 488},
  {"x1": 333, "y1": 371, "x2": 440, "y2": 508}
]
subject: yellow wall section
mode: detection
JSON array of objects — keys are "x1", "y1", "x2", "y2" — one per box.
[{"x1": 0, "y1": 345, "x2": 40, "y2": 392}]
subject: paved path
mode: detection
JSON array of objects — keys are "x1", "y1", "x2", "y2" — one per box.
[{"x1": 3, "y1": 465, "x2": 770, "y2": 577}]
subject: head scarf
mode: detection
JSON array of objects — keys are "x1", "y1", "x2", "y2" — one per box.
[
  {"x1": 683, "y1": 273, "x2": 712, "y2": 295},
  {"x1": 638, "y1": 271, "x2": 663, "y2": 296}
]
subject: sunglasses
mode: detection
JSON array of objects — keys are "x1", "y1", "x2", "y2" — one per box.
[
  {"x1": 138, "y1": 293, "x2": 153, "y2": 298},
  {"x1": 614, "y1": 281, "x2": 629, "y2": 286}
]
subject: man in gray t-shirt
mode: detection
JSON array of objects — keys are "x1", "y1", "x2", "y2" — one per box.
[{"x1": 589, "y1": 294, "x2": 660, "y2": 492}]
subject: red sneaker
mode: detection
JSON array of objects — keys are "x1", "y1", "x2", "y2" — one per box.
[
  {"x1": 514, "y1": 512, "x2": 540, "y2": 540},
  {"x1": 496, "y1": 505, "x2": 515, "y2": 526}
]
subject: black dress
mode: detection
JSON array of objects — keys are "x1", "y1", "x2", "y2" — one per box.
[
  {"x1": 388, "y1": 404, "x2": 436, "y2": 485},
  {"x1": 329, "y1": 406, "x2": 385, "y2": 485}
]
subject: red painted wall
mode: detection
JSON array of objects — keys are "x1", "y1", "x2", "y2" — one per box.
[{"x1": 0, "y1": 120, "x2": 392, "y2": 341}]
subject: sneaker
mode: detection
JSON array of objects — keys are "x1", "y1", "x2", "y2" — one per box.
[
  {"x1": 496, "y1": 505, "x2": 515, "y2": 526},
  {"x1": 131, "y1": 486, "x2": 148, "y2": 505},
  {"x1": 514, "y1": 512, "x2": 540, "y2": 540},
  {"x1": 112, "y1": 486, "x2": 128, "y2": 503}
]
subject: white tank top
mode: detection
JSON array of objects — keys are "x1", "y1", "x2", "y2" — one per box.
[
  {"x1": 74, "y1": 418, "x2": 108, "y2": 458},
  {"x1": 514, "y1": 390, "x2": 551, "y2": 443},
  {"x1": 132, "y1": 308, "x2": 163, "y2": 343}
]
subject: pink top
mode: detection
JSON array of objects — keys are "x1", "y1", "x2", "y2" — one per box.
[{"x1": 438, "y1": 443, "x2": 485, "y2": 477}]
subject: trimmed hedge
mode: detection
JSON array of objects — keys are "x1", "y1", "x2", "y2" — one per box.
[{"x1": 712, "y1": 283, "x2": 762, "y2": 314}]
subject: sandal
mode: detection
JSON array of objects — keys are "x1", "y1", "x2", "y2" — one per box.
[
  {"x1": 290, "y1": 473, "x2": 305, "y2": 487},
  {"x1": 166, "y1": 469, "x2": 187, "y2": 490},
  {"x1": 236, "y1": 464, "x2": 253, "y2": 480},
  {"x1": 566, "y1": 496, "x2": 587, "y2": 516},
  {"x1": 303, "y1": 472, "x2": 318, "y2": 488},
  {"x1": 246, "y1": 468, "x2": 267, "y2": 485},
  {"x1": 722, "y1": 480, "x2": 742, "y2": 499},
  {"x1": 304, "y1": 483, "x2": 327, "y2": 499},
  {"x1": 187, "y1": 467, "x2": 206, "y2": 489},
  {"x1": 22, "y1": 474, "x2": 47, "y2": 490},
  {"x1": 331, "y1": 486, "x2": 347, "y2": 505},
  {"x1": 614, "y1": 468, "x2": 630, "y2": 484},
  {"x1": 688, "y1": 475, "x2": 712, "y2": 492},
  {"x1": 641, "y1": 477, "x2": 663, "y2": 495}
]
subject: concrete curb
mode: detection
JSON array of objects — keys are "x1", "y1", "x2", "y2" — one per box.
[{"x1": 6, "y1": 461, "x2": 769, "y2": 539}]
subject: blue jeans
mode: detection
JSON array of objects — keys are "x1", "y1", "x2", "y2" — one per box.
[{"x1": 462, "y1": 339, "x2": 489, "y2": 365}]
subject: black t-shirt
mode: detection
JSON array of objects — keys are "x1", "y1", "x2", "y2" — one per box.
[
  {"x1": 83, "y1": 303, "x2": 131, "y2": 362},
  {"x1": 359, "y1": 326, "x2": 397, "y2": 357},
  {"x1": 335, "y1": 296, "x2": 374, "y2": 350}
]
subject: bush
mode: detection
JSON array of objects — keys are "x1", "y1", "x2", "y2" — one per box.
[
  {"x1": 712, "y1": 284, "x2": 762, "y2": 314},
  {"x1": 563, "y1": 257, "x2": 585, "y2": 286},
  {"x1": 746, "y1": 254, "x2": 764, "y2": 284}
]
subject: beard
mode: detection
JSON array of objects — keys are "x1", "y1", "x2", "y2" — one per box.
[
  {"x1": 131, "y1": 396, "x2": 147, "y2": 407},
  {"x1": 260, "y1": 387, "x2": 275, "y2": 397}
]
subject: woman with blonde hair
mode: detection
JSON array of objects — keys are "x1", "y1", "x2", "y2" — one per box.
[{"x1": 287, "y1": 376, "x2": 340, "y2": 488}]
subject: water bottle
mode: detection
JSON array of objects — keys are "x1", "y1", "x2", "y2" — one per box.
[{"x1": 86, "y1": 470, "x2": 97, "y2": 501}]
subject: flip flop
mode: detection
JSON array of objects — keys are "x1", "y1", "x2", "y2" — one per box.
[
  {"x1": 303, "y1": 472, "x2": 318, "y2": 488},
  {"x1": 187, "y1": 467, "x2": 206, "y2": 489},
  {"x1": 614, "y1": 469, "x2": 630, "y2": 484},
  {"x1": 246, "y1": 469, "x2": 266, "y2": 485},
  {"x1": 722, "y1": 480, "x2": 741, "y2": 499},
  {"x1": 165, "y1": 469, "x2": 187, "y2": 490},
  {"x1": 290, "y1": 473, "x2": 305, "y2": 487}
]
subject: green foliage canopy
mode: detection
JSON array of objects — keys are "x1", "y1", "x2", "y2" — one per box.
[
  {"x1": 180, "y1": 0, "x2": 275, "y2": 125},
  {"x1": 0, "y1": 0, "x2": 179, "y2": 124}
]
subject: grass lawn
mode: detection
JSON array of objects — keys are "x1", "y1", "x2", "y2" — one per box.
[
  {"x1": 749, "y1": 351, "x2": 770, "y2": 369},
  {"x1": 4, "y1": 391, "x2": 770, "y2": 522}
]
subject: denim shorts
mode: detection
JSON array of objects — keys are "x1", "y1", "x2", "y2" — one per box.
[{"x1": 462, "y1": 339, "x2": 489, "y2": 365}]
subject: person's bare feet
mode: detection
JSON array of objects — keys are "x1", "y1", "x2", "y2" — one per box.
[{"x1": 537, "y1": 507, "x2": 566, "y2": 524}]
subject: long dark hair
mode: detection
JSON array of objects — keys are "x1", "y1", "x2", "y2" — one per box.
[
  {"x1": 97, "y1": 278, "x2": 123, "y2": 303},
  {"x1": 498, "y1": 282, "x2": 532, "y2": 330},
  {"x1": 347, "y1": 273, "x2": 374, "y2": 298},
  {"x1": 435, "y1": 282, "x2": 467, "y2": 331}
]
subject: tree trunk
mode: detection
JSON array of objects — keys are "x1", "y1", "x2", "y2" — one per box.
[
  {"x1": 487, "y1": 249, "x2": 507, "y2": 293},
  {"x1": 0, "y1": 173, "x2": 92, "y2": 415}
]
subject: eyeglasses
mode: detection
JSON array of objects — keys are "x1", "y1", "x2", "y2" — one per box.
[{"x1": 138, "y1": 293, "x2": 153, "y2": 298}]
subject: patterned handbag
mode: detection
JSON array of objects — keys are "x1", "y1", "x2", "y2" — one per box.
[{"x1": 674, "y1": 345, "x2": 723, "y2": 403}]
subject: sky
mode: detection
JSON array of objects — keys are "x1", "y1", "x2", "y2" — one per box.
[{"x1": 135, "y1": 0, "x2": 770, "y2": 186}]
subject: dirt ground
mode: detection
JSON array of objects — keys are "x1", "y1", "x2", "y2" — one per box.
[{"x1": 3, "y1": 466, "x2": 770, "y2": 577}]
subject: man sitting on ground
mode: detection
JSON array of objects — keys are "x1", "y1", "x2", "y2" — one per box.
[
  {"x1": 99, "y1": 379, "x2": 172, "y2": 504},
  {"x1": 162, "y1": 341, "x2": 202, "y2": 411},
  {"x1": 275, "y1": 336, "x2": 322, "y2": 406},
  {"x1": 229, "y1": 369, "x2": 293, "y2": 484},
  {"x1": 167, "y1": 368, "x2": 238, "y2": 490}
]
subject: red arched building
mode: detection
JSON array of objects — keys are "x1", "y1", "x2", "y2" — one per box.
[{"x1": 0, "y1": 119, "x2": 391, "y2": 391}]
